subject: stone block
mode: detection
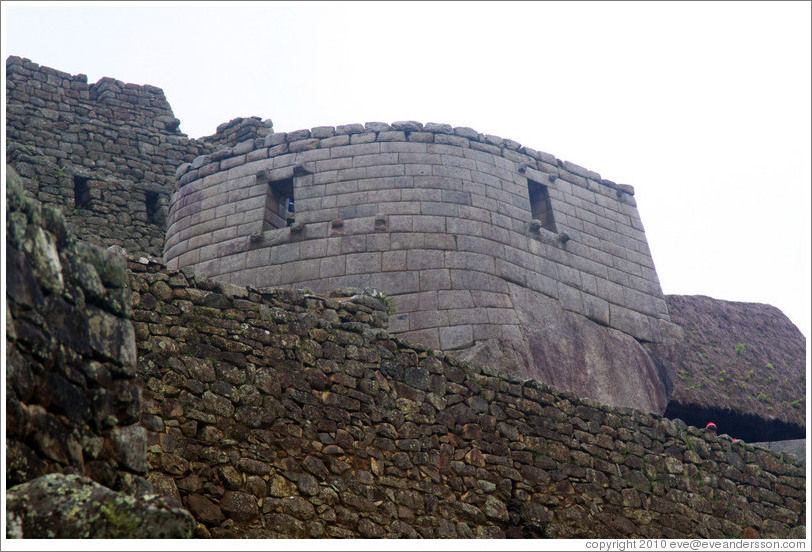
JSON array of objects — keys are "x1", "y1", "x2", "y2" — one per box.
[
  {"x1": 319, "y1": 134, "x2": 350, "y2": 148},
  {"x1": 377, "y1": 131, "x2": 406, "y2": 142},
  {"x1": 407, "y1": 250, "x2": 445, "y2": 271},
  {"x1": 557, "y1": 282, "x2": 583, "y2": 313},
  {"x1": 330, "y1": 142, "x2": 380, "y2": 159},
  {"x1": 582, "y1": 294, "x2": 610, "y2": 326},
  {"x1": 437, "y1": 290, "x2": 474, "y2": 310},
  {"x1": 424, "y1": 233, "x2": 456, "y2": 251},
  {"x1": 419, "y1": 269, "x2": 451, "y2": 291},
  {"x1": 409, "y1": 310, "x2": 448, "y2": 330},
  {"x1": 345, "y1": 252, "x2": 382, "y2": 274},
  {"x1": 432, "y1": 164, "x2": 471, "y2": 181},
  {"x1": 382, "y1": 250, "x2": 407, "y2": 271},
  {"x1": 268, "y1": 242, "x2": 300, "y2": 264},
  {"x1": 368, "y1": 271, "x2": 420, "y2": 295},
  {"x1": 404, "y1": 164, "x2": 433, "y2": 177},
  {"x1": 472, "y1": 324, "x2": 502, "y2": 341},
  {"x1": 495, "y1": 259, "x2": 526, "y2": 286},
  {"x1": 242, "y1": 247, "x2": 271, "y2": 271},
  {"x1": 316, "y1": 157, "x2": 353, "y2": 172},
  {"x1": 314, "y1": 252, "x2": 345, "y2": 278},
  {"x1": 377, "y1": 201, "x2": 419, "y2": 216},
  {"x1": 278, "y1": 259, "x2": 319, "y2": 284},
  {"x1": 407, "y1": 132, "x2": 434, "y2": 143},
  {"x1": 398, "y1": 328, "x2": 440, "y2": 350},
  {"x1": 335, "y1": 123, "x2": 365, "y2": 135},
  {"x1": 439, "y1": 325, "x2": 474, "y2": 350},
  {"x1": 420, "y1": 201, "x2": 458, "y2": 217},
  {"x1": 366, "y1": 233, "x2": 390, "y2": 252},
  {"x1": 353, "y1": 153, "x2": 399, "y2": 167},
  {"x1": 366, "y1": 164, "x2": 406, "y2": 178},
  {"x1": 390, "y1": 232, "x2": 425, "y2": 250},
  {"x1": 623, "y1": 287, "x2": 659, "y2": 317},
  {"x1": 446, "y1": 308, "x2": 480, "y2": 325},
  {"x1": 434, "y1": 133, "x2": 469, "y2": 148},
  {"x1": 450, "y1": 269, "x2": 508, "y2": 293},
  {"x1": 485, "y1": 308, "x2": 516, "y2": 325},
  {"x1": 350, "y1": 132, "x2": 377, "y2": 144},
  {"x1": 388, "y1": 313, "x2": 409, "y2": 333},
  {"x1": 399, "y1": 152, "x2": 442, "y2": 165},
  {"x1": 609, "y1": 304, "x2": 654, "y2": 342},
  {"x1": 299, "y1": 238, "x2": 328, "y2": 259}
]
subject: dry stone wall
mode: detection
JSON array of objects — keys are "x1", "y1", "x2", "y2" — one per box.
[
  {"x1": 131, "y1": 258, "x2": 805, "y2": 539},
  {"x1": 5, "y1": 55, "x2": 212, "y2": 258}
]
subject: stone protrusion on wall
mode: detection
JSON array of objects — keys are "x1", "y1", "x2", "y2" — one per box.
[
  {"x1": 5, "y1": 56, "x2": 212, "y2": 258},
  {"x1": 131, "y1": 259, "x2": 805, "y2": 539},
  {"x1": 5, "y1": 166, "x2": 148, "y2": 495}
]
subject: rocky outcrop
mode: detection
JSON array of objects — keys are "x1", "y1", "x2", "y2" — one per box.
[
  {"x1": 6, "y1": 473, "x2": 194, "y2": 538},
  {"x1": 664, "y1": 295, "x2": 806, "y2": 442},
  {"x1": 456, "y1": 283, "x2": 679, "y2": 414},
  {"x1": 5, "y1": 166, "x2": 146, "y2": 492},
  {"x1": 5, "y1": 167, "x2": 194, "y2": 538}
]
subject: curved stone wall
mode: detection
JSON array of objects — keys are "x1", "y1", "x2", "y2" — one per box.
[{"x1": 165, "y1": 122, "x2": 679, "y2": 409}]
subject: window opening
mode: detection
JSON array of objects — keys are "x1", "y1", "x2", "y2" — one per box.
[
  {"x1": 145, "y1": 191, "x2": 162, "y2": 225},
  {"x1": 528, "y1": 179, "x2": 556, "y2": 233},
  {"x1": 74, "y1": 175, "x2": 91, "y2": 209},
  {"x1": 263, "y1": 177, "x2": 295, "y2": 230}
]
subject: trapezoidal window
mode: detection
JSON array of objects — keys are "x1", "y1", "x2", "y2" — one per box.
[
  {"x1": 74, "y1": 175, "x2": 91, "y2": 209},
  {"x1": 263, "y1": 177, "x2": 295, "y2": 230},
  {"x1": 528, "y1": 179, "x2": 557, "y2": 233}
]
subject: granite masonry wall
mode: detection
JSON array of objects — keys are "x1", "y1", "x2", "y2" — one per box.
[
  {"x1": 5, "y1": 55, "x2": 212, "y2": 258},
  {"x1": 131, "y1": 258, "x2": 805, "y2": 539},
  {"x1": 165, "y1": 122, "x2": 672, "y2": 348}
]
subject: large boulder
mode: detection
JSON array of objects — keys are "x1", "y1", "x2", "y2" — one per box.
[
  {"x1": 6, "y1": 473, "x2": 195, "y2": 539},
  {"x1": 457, "y1": 283, "x2": 678, "y2": 413}
]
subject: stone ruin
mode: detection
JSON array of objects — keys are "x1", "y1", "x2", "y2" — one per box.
[
  {"x1": 5, "y1": 55, "x2": 806, "y2": 538},
  {"x1": 163, "y1": 120, "x2": 685, "y2": 415}
]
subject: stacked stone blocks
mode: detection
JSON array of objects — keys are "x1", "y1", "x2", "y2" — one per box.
[
  {"x1": 132, "y1": 259, "x2": 805, "y2": 539},
  {"x1": 5, "y1": 56, "x2": 211, "y2": 258},
  {"x1": 166, "y1": 121, "x2": 670, "y2": 351}
]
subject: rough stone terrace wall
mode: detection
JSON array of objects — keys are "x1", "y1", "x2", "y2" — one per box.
[
  {"x1": 5, "y1": 55, "x2": 212, "y2": 258},
  {"x1": 6, "y1": 168, "x2": 148, "y2": 496},
  {"x1": 131, "y1": 259, "x2": 805, "y2": 539}
]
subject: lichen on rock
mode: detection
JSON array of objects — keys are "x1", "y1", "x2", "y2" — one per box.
[{"x1": 5, "y1": 473, "x2": 195, "y2": 539}]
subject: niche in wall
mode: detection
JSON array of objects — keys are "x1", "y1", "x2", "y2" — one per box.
[
  {"x1": 145, "y1": 190, "x2": 163, "y2": 225},
  {"x1": 263, "y1": 177, "x2": 295, "y2": 230},
  {"x1": 74, "y1": 175, "x2": 91, "y2": 209},
  {"x1": 528, "y1": 179, "x2": 557, "y2": 233}
]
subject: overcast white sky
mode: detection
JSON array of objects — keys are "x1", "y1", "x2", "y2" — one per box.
[{"x1": 3, "y1": 1, "x2": 810, "y2": 340}]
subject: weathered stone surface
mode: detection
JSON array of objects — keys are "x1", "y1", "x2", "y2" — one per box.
[
  {"x1": 458, "y1": 283, "x2": 675, "y2": 413},
  {"x1": 6, "y1": 474, "x2": 194, "y2": 538}
]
